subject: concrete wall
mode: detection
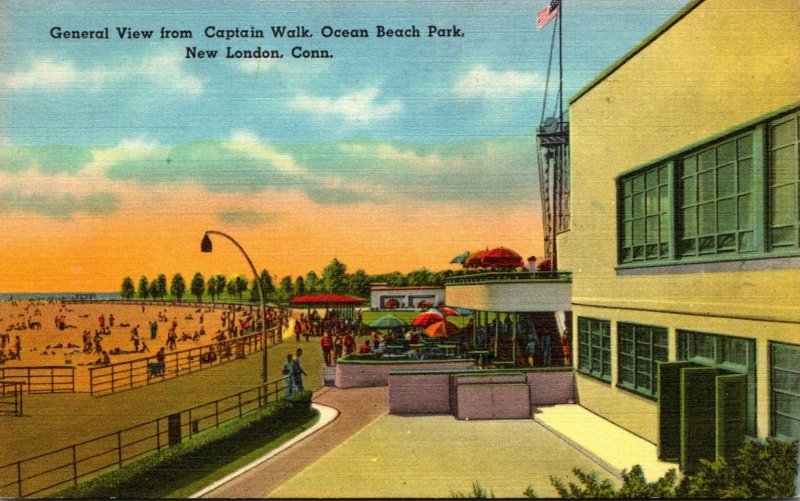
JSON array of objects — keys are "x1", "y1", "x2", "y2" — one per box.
[
  {"x1": 370, "y1": 286, "x2": 444, "y2": 310},
  {"x1": 455, "y1": 384, "x2": 531, "y2": 420},
  {"x1": 562, "y1": 0, "x2": 800, "y2": 440},
  {"x1": 388, "y1": 372, "x2": 453, "y2": 415},
  {"x1": 446, "y1": 281, "x2": 571, "y2": 312},
  {"x1": 527, "y1": 370, "x2": 575, "y2": 406},
  {"x1": 335, "y1": 360, "x2": 474, "y2": 388}
]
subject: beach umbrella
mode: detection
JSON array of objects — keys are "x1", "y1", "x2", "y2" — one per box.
[
  {"x1": 412, "y1": 311, "x2": 444, "y2": 327},
  {"x1": 480, "y1": 247, "x2": 524, "y2": 269},
  {"x1": 424, "y1": 320, "x2": 460, "y2": 338},
  {"x1": 438, "y1": 306, "x2": 460, "y2": 316},
  {"x1": 464, "y1": 249, "x2": 489, "y2": 268},
  {"x1": 369, "y1": 314, "x2": 407, "y2": 329}
]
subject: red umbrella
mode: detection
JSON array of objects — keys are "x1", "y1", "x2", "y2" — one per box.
[
  {"x1": 480, "y1": 247, "x2": 524, "y2": 269},
  {"x1": 464, "y1": 249, "x2": 488, "y2": 268},
  {"x1": 412, "y1": 311, "x2": 443, "y2": 327},
  {"x1": 438, "y1": 306, "x2": 460, "y2": 316},
  {"x1": 384, "y1": 298, "x2": 400, "y2": 309},
  {"x1": 424, "y1": 320, "x2": 460, "y2": 338}
]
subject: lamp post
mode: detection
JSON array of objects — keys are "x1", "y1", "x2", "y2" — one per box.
[{"x1": 201, "y1": 231, "x2": 269, "y2": 383}]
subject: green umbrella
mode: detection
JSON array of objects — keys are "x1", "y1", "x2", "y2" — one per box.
[
  {"x1": 450, "y1": 250, "x2": 471, "y2": 264},
  {"x1": 369, "y1": 314, "x2": 407, "y2": 329}
]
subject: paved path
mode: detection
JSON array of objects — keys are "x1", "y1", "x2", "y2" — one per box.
[{"x1": 198, "y1": 386, "x2": 389, "y2": 498}]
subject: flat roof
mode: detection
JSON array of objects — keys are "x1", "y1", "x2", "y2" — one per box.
[{"x1": 569, "y1": 0, "x2": 704, "y2": 105}]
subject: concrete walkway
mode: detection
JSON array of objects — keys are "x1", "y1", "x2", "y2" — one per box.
[
  {"x1": 198, "y1": 386, "x2": 389, "y2": 498},
  {"x1": 534, "y1": 404, "x2": 679, "y2": 480}
]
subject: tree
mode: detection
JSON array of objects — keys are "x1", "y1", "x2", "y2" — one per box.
[
  {"x1": 148, "y1": 280, "x2": 160, "y2": 301},
  {"x1": 190, "y1": 272, "x2": 205, "y2": 302},
  {"x1": 321, "y1": 258, "x2": 347, "y2": 293},
  {"x1": 120, "y1": 277, "x2": 135, "y2": 300},
  {"x1": 214, "y1": 274, "x2": 227, "y2": 301},
  {"x1": 235, "y1": 275, "x2": 248, "y2": 300},
  {"x1": 277, "y1": 275, "x2": 294, "y2": 302},
  {"x1": 207, "y1": 276, "x2": 218, "y2": 303},
  {"x1": 156, "y1": 274, "x2": 168, "y2": 299},
  {"x1": 226, "y1": 279, "x2": 237, "y2": 299},
  {"x1": 346, "y1": 269, "x2": 370, "y2": 298},
  {"x1": 305, "y1": 270, "x2": 319, "y2": 293},
  {"x1": 138, "y1": 276, "x2": 149, "y2": 300},
  {"x1": 251, "y1": 269, "x2": 275, "y2": 302},
  {"x1": 170, "y1": 273, "x2": 186, "y2": 302},
  {"x1": 294, "y1": 276, "x2": 306, "y2": 295}
]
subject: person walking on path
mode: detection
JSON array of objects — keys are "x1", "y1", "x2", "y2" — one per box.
[
  {"x1": 292, "y1": 348, "x2": 307, "y2": 393},
  {"x1": 525, "y1": 336, "x2": 538, "y2": 367},
  {"x1": 321, "y1": 333, "x2": 333, "y2": 366},
  {"x1": 283, "y1": 353, "x2": 295, "y2": 396}
]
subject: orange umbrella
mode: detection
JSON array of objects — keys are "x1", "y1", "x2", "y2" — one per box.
[
  {"x1": 424, "y1": 320, "x2": 460, "y2": 338},
  {"x1": 412, "y1": 311, "x2": 443, "y2": 327}
]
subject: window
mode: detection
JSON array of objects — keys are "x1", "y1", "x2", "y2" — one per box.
[
  {"x1": 769, "y1": 112, "x2": 800, "y2": 249},
  {"x1": 617, "y1": 323, "x2": 668, "y2": 397},
  {"x1": 616, "y1": 105, "x2": 800, "y2": 267},
  {"x1": 620, "y1": 164, "x2": 671, "y2": 263},
  {"x1": 770, "y1": 342, "x2": 800, "y2": 441},
  {"x1": 677, "y1": 330, "x2": 756, "y2": 435},
  {"x1": 577, "y1": 317, "x2": 611, "y2": 382},
  {"x1": 680, "y1": 132, "x2": 755, "y2": 256}
]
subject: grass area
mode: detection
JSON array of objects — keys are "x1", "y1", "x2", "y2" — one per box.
[
  {"x1": 166, "y1": 411, "x2": 320, "y2": 498},
  {"x1": 48, "y1": 393, "x2": 316, "y2": 499}
]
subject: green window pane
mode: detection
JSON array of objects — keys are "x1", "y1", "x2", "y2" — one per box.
[
  {"x1": 620, "y1": 248, "x2": 631, "y2": 262},
  {"x1": 774, "y1": 371, "x2": 800, "y2": 395},
  {"x1": 683, "y1": 176, "x2": 697, "y2": 205},
  {"x1": 699, "y1": 236, "x2": 715, "y2": 253},
  {"x1": 771, "y1": 226, "x2": 795, "y2": 246},
  {"x1": 646, "y1": 244, "x2": 659, "y2": 259},
  {"x1": 646, "y1": 215, "x2": 660, "y2": 242},
  {"x1": 737, "y1": 135, "x2": 753, "y2": 158},
  {"x1": 771, "y1": 146, "x2": 799, "y2": 186},
  {"x1": 681, "y1": 238, "x2": 696, "y2": 255},
  {"x1": 659, "y1": 242, "x2": 669, "y2": 256},
  {"x1": 682, "y1": 207, "x2": 697, "y2": 237},
  {"x1": 624, "y1": 178, "x2": 632, "y2": 196},
  {"x1": 771, "y1": 185, "x2": 797, "y2": 226},
  {"x1": 771, "y1": 118, "x2": 797, "y2": 148},
  {"x1": 717, "y1": 198, "x2": 736, "y2": 232},
  {"x1": 699, "y1": 171, "x2": 716, "y2": 202},
  {"x1": 660, "y1": 214, "x2": 670, "y2": 242},
  {"x1": 722, "y1": 338, "x2": 747, "y2": 365},
  {"x1": 659, "y1": 166, "x2": 668, "y2": 184},
  {"x1": 738, "y1": 195, "x2": 752, "y2": 230},
  {"x1": 659, "y1": 186, "x2": 670, "y2": 212},
  {"x1": 738, "y1": 158, "x2": 752, "y2": 192},
  {"x1": 633, "y1": 218, "x2": 645, "y2": 245},
  {"x1": 633, "y1": 193, "x2": 645, "y2": 217},
  {"x1": 646, "y1": 188, "x2": 658, "y2": 213},
  {"x1": 717, "y1": 233, "x2": 735, "y2": 251},
  {"x1": 633, "y1": 175, "x2": 645, "y2": 193},
  {"x1": 775, "y1": 415, "x2": 800, "y2": 441},
  {"x1": 717, "y1": 164, "x2": 735, "y2": 197},
  {"x1": 632, "y1": 245, "x2": 644, "y2": 260},
  {"x1": 683, "y1": 156, "x2": 697, "y2": 176},
  {"x1": 699, "y1": 202, "x2": 716, "y2": 234},
  {"x1": 699, "y1": 149, "x2": 716, "y2": 171},
  {"x1": 646, "y1": 168, "x2": 658, "y2": 188},
  {"x1": 624, "y1": 221, "x2": 633, "y2": 246},
  {"x1": 739, "y1": 231, "x2": 754, "y2": 252},
  {"x1": 718, "y1": 140, "x2": 736, "y2": 165},
  {"x1": 773, "y1": 343, "x2": 800, "y2": 368},
  {"x1": 624, "y1": 196, "x2": 633, "y2": 219}
]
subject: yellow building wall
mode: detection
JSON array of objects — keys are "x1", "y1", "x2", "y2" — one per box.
[{"x1": 561, "y1": 0, "x2": 800, "y2": 440}]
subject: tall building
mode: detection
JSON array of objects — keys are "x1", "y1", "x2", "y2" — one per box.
[{"x1": 560, "y1": 0, "x2": 799, "y2": 452}]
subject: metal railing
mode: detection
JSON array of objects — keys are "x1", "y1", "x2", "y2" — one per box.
[
  {"x1": 0, "y1": 367, "x2": 75, "y2": 394},
  {"x1": 0, "y1": 377, "x2": 289, "y2": 498},
  {"x1": 445, "y1": 270, "x2": 572, "y2": 285},
  {"x1": 0, "y1": 381, "x2": 23, "y2": 416},
  {"x1": 89, "y1": 326, "x2": 281, "y2": 396}
]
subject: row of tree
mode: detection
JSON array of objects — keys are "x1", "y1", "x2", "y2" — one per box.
[{"x1": 121, "y1": 258, "x2": 472, "y2": 303}]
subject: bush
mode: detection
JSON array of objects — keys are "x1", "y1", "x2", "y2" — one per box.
[
  {"x1": 451, "y1": 481, "x2": 495, "y2": 498},
  {"x1": 49, "y1": 391, "x2": 315, "y2": 499}
]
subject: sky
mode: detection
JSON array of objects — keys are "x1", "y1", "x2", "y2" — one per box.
[{"x1": 0, "y1": 0, "x2": 688, "y2": 292}]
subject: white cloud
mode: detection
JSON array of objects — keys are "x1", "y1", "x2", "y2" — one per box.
[
  {"x1": 455, "y1": 64, "x2": 543, "y2": 98},
  {"x1": 289, "y1": 87, "x2": 402, "y2": 124},
  {"x1": 236, "y1": 59, "x2": 274, "y2": 74},
  {"x1": 117, "y1": 135, "x2": 161, "y2": 150},
  {"x1": 2, "y1": 52, "x2": 204, "y2": 95}
]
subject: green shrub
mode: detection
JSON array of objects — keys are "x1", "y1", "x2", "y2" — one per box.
[
  {"x1": 49, "y1": 391, "x2": 315, "y2": 499},
  {"x1": 451, "y1": 481, "x2": 495, "y2": 498}
]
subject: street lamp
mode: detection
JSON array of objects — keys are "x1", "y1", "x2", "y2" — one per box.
[{"x1": 201, "y1": 231, "x2": 269, "y2": 383}]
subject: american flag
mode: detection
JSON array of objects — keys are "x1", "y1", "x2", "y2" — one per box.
[{"x1": 537, "y1": 0, "x2": 560, "y2": 30}]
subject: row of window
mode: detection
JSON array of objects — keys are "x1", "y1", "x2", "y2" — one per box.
[
  {"x1": 576, "y1": 317, "x2": 800, "y2": 440},
  {"x1": 619, "y1": 108, "x2": 800, "y2": 265}
]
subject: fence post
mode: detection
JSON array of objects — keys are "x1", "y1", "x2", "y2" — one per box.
[
  {"x1": 117, "y1": 431, "x2": 123, "y2": 467},
  {"x1": 189, "y1": 408, "x2": 193, "y2": 438},
  {"x1": 215, "y1": 401, "x2": 219, "y2": 428},
  {"x1": 238, "y1": 393, "x2": 242, "y2": 417},
  {"x1": 129, "y1": 361, "x2": 133, "y2": 388},
  {"x1": 51, "y1": 367, "x2": 54, "y2": 393},
  {"x1": 72, "y1": 445, "x2": 78, "y2": 485},
  {"x1": 156, "y1": 418, "x2": 161, "y2": 451},
  {"x1": 17, "y1": 461, "x2": 22, "y2": 498}
]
